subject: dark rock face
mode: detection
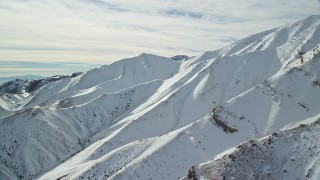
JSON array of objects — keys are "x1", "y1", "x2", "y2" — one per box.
[{"x1": 171, "y1": 55, "x2": 190, "y2": 61}]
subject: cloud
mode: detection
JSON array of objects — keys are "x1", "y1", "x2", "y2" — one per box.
[
  {"x1": 0, "y1": 0, "x2": 319, "y2": 69},
  {"x1": 0, "y1": 61, "x2": 103, "y2": 77},
  {"x1": 164, "y1": 9, "x2": 203, "y2": 19},
  {"x1": 213, "y1": 15, "x2": 247, "y2": 24},
  {"x1": 80, "y1": 0, "x2": 130, "y2": 12}
]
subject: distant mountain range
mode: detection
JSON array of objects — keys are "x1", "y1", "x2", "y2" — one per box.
[
  {"x1": 0, "y1": 75, "x2": 43, "y2": 85},
  {"x1": 0, "y1": 15, "x2": 320, "y2": 180},
  {"x1": 0, "y1": 73, "x2": 82, "y2": 94}
]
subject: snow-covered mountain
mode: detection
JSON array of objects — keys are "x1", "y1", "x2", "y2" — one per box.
[
  {"x1": 0, "y1": 75, "x2": 43, "y2": 85},
  {"x1": 0, "y1": 73, "x2": 83, "y2": 94},
  {"x1": 1, "y1": 15, "x2": 320, "y2": 180},
  {"x1": 183, "y1": 117, "x2": 320, "y2": 180}
]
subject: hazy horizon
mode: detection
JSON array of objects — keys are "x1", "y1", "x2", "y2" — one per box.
[{"x1": 0, "y1": 61, "x2": 103, "y2": 77}]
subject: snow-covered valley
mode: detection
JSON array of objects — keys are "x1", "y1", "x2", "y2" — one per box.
[{"x1": 1, "y1": 15, "x2": 320, "y2": 180}]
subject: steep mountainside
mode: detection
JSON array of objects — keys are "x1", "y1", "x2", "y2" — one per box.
[
  {"x1": 183, "y1": 118, "x2": 320, "y2": 180},
  {"x1": 0, "y1": 15, "x2": 320, "y2": 180}
]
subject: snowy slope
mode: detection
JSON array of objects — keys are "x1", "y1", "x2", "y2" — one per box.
[
  {"x1": 1, "y1": 15, "x2": 320, "y2": 180},
  {"x1": 183, "y1": 117, "x2": 320, "y2": 180}
]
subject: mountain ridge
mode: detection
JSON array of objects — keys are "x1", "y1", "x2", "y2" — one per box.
[{"x1": 0, "y1": 14, "x2": 320, "y2": 180}]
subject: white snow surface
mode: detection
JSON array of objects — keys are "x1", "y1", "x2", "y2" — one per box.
[
  {"x1": 183, "y1": 117, "x2": 320, "y2": 180},
  {"x1": 0, "y1": 15, "x2": 320, "y2": 180}
]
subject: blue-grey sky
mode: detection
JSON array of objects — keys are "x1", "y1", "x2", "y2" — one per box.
[
  {"x1": 0, "y1": 0, "x2": 320, "y2": 76},
  {"x1": 0, "y1": 61, "x2": 103, "y2": 77}
]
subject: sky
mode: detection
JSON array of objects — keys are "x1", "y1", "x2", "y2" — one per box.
[
  {"x1": 0, "y1": 0, "x2": 320, "y2": 77},
  {"x1": 0, "y1": 61, "x2": 103, "y2": 77}
]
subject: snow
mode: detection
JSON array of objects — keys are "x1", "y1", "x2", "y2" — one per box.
[
  {"x1": 183, "y1": 118, "x2": 320, "y2": 180},
  {"x1": 0, "y1": 14, "x2": 320, "y2": 180}
]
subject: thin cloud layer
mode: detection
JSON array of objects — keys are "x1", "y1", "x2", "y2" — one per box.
[
  {"x1": 0, "y1": 0, "x2": 319, "y2": 64},
  {"x1": 0, "y1": 61, "x2": 103, "y2": 77}
]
